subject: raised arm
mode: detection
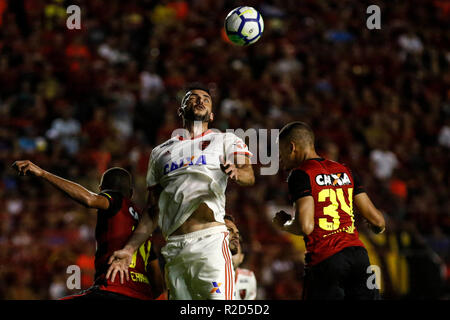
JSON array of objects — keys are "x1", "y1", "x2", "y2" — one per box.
[
  {"x1": 12, "y1": 160, "x2": 109, "y2": 210},
  {"x1": 220, "y1": 154, "x2": 255, "y2": 186},
  {"x1": 354, "y1": 192, "x2": 386, "y2": 234},
  {"x1": 106, "y1": 185, "x2": 161, "y2": 283}
]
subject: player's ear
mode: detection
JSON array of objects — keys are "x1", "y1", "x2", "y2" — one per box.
[
  {"x1": 290, "y1": 141, "x2": 296, "y2": 153},
  {"x1": 209, "y1": 112, "x2": 214, "y2": 122}
]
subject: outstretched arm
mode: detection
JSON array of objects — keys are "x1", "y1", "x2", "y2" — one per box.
[
  {"x1": 12, "y1": 160, "x2": 109, "y2": 210},
  {"x1": 106, "y1": 185, "x2": 161, "y2": 283}
]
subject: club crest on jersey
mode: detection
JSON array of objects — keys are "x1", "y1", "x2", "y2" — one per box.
[
  {"x1": 315, "y1": 173, "x2": 351, "y2": 186},
  {"x1": 163, "y1": 154, "x2": 207, "y2": 175},
  {"x1": 240, "y1": 289, "x2": 247, "y2": 299}
]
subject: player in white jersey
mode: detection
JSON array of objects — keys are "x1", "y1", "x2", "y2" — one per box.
[
  {"x1": 106, "y1": 85, "x2": 255, "y2": 300},
  {"x1": 224, "y1": 215, "x2": 257, "y2": 300}
]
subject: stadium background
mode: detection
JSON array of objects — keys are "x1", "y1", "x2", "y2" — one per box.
[{"x1": 0, "y1": 0, "x2": 449, "y2": 299}]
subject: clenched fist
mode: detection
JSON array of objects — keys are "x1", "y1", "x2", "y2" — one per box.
[{"x1": 272, "y1": 210, "x2": 292, "y2": 229}]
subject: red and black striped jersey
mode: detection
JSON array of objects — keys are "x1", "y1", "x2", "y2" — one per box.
[
  {"x1": 287, "y1": 158, "x2": 365, "y2": 267},
  {"x1": 94, "y1": 190, "x2": 156, "y2": 300}
]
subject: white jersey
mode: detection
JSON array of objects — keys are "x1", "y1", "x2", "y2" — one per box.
[
  {"x1": 234, "y1": 268, "x2": 257, "y2": 300},
  {"x1": 146, "y1": 129, "x2": 252, "y2": 239}
]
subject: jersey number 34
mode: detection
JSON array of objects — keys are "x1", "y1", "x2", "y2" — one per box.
[{"x1": 318, "y1": 187, "x2": 355, "y2": 232}]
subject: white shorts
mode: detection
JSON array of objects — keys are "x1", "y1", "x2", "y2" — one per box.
[{"x1": 161, "y1": 225, "x2": 235, "y2": 300}]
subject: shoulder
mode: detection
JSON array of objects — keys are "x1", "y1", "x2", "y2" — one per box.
[
  {"x1": 236, "y1": 268, "x2": 255, "y2": 277},
  {"x1": 288, "y1": 168, "x2": 310, "y2": 183},
  {"x1": 157, "y1": 137, "x2": 179, "y2": 149},
  {"x1": 327, "y1": 159, "x2": 354, "y2": 173},
  {"x1": 151, "y1": 137, "x2": 179, "y2": 157},
  {"x1": 222, "y1": 130, "x2": 242, "y2": 141},
  {"x1": 97, "y1": 190, "x2": 124, "y2": 213},
  {"x1": 98, "y1": 190, "x2": 123, "y2": 201}
]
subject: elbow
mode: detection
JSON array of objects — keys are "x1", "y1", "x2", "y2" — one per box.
[
  {"x1": 301, "y1": 222, "x2": 314, "y2": 236},
  {"x1": 85, "y1": 194, "x2": 98, "y2": 208},
  {"x1": 84, "y1": 196, "x2": 94, "y2": 208}
]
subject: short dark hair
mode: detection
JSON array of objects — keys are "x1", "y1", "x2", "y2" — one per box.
[
  {"x1": 184, "y1": 82, "x2": 211, "y2": 96},
  {"x1": 100, "y1": 167, "x2": 132, "y2": 197},
  {"x1": 279, "y1": 121, "x2": 315, "y2": 147}
]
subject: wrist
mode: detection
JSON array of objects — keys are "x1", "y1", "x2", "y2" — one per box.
[
  {"x1": 123, "y1": 245, "x2": 136, "y2": 255},
  {"x1": 371, "y1": 225, "x2": 385, "y2": 234}
]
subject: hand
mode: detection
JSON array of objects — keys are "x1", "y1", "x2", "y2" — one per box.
[
  {"x1": 106, "y1": 249, "x2": 133, "y2": 284},
  {"x1": 272, "y1": 210, "x2": 292, "y2": 229},
  {"x1": 370, "y1": 223, "x2": 385, "y2": 234},
  {"x1": 220, "y1": 156, "x2": 239, "y2": 181},
  {"x1": 365, "y1": 219, "x2": 385, "y2": 234},
  {"x1": 12, "y1": 160, "x2": 45, "y2": 177}
]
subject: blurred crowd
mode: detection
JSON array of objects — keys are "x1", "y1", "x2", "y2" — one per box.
[{"x1": 0, "y1": 0, "x2": 449, "y2": 299}]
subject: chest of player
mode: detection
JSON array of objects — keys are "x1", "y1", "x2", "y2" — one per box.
[
  {"x1": 235, "y1": 273, "x2": 255, "y2": 300},
  {"x1": 157, "y1": 135, "x2": 224, "y2": 176}
]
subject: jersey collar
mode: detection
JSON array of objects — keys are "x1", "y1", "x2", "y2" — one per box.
[{"x1": 178, "y1": 129, "x2": 213, "y2": 141}]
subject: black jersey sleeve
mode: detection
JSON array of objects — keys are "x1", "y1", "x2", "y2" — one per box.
[
  {"x1": 287, "y1": 169, "x2": 312, "y2": 202},
  {"x1": 351, "y1": 170, "x2": 365, "y2": 195},
  {"x1": 98, "y1": 190, "x2": 123, "y2": 216}
]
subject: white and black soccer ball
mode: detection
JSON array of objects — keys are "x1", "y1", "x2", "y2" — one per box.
[{"x1": 224, "y1": 6, "x2": 264, "y2": 46}]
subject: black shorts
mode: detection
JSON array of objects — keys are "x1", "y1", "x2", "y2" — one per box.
[
  {"x1": 60, "y1": 286, "x2": 139, "y2": 300},
  {"x1": 302, "y1": 246, "x2": 380, "y2": 300}
]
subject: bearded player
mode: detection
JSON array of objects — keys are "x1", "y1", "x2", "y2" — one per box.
[
  {"x1": 273, "y1": 122, "x2": 385, "y2": 300},
  {"x1": 107, "y1": 84, "x2": 255, "y2": 300},
  {"x1": 12, "y1": 161, "x2": 163, "y2": 300},
  {"x1": 224, "y1": 215, "x2": 257, "y2": 300}
]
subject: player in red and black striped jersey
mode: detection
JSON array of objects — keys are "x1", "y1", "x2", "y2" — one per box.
[
  {"x1": 272, "y1": 122, "x2": 386, "y2": 300},
  {"x1": 12, "y1": 160, "x2": 164, "y2": 300}
]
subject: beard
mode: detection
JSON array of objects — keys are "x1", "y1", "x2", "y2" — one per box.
[
  {"x1": 183, "y1": 105, "x2": 211, "y2": 122},
  {"x1": 229, "y1": 245, "x2": 238, "y2": 255}
]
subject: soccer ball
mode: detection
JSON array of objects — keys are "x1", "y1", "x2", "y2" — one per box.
[{"x1": 224, "y1": 6, "x2": 264, "y2": 46}]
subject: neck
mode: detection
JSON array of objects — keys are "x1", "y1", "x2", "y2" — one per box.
[
  {"x1": 184, "y1": 120, "x2": 209, "y2": 138},
  {"x1": 288, "y1": 148, "x2": 321, "y2": 171},
  {"x1": 303, "y1": 148, "x2": 320, "y2": 162}
]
